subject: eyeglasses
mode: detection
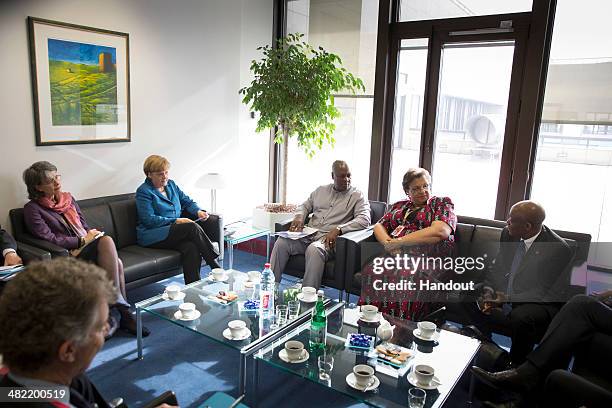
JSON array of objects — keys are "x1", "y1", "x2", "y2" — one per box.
[
  {"x1": 408, "y1": 183, "x2": 430, "y2": 194},
  {"x1": 42, "y1": 174, "x2": 61, "y2": 185}
]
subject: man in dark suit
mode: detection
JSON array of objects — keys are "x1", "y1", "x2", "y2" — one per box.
[
  {"x1": 472, "y1": 293, "x2": 612, "y2": 406},
  {"x1": 466, "y1": 200, "x2": 572, "y2": 365},
  {"x1": 1, "y1": 224, "x2": 22, "y2": 266},
  {"x1": 0, "y1": 258, "x2": 176, "y2": 408}
]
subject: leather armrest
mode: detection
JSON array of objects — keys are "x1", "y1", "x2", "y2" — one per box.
[
  {"x1": 274, "y1": 219, "x2": 294, "y2": 232},
  {"x1": 341, "y1": 227, "x2": 382, "y2": 293},
  {"x1": 17, "y1": 241, "x2": 52, "y2": 263},
  {"x1": 14, "y1": 234, "x2": 69, "y2": 257}
]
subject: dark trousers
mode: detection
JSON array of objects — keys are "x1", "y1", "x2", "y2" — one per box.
[
  {"x1": 150, "y1": 221, "x2": 220, "y2": 284},
  {"x1": 528, "y1": 295, "x2": 612, "y2": 373},
  {"x1": 544, "y1": 369, "x2": 612, "y2": 408},
  {"x1": 460, "y1": 300, "x2": 558, "y2": 364}
]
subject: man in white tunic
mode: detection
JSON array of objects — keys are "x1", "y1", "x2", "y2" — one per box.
[{"x1": 270, "y1": 160, "x2": 371, "y2": 288}]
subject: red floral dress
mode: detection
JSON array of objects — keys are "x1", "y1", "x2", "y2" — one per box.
[{"x1": 359, "y1": 196, "x2": 457, "y2": 321}]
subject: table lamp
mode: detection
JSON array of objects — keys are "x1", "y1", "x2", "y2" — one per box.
[{"x1": 197, "y1": 172, "x2": 227, "y2": 213}]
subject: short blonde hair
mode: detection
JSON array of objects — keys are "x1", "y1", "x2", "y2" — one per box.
[{"x1": 143, "y1": 155, "x2": 170, "y2": 175}]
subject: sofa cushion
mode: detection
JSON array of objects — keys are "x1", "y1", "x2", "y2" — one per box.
[
  {"x1": 109, "y1": 200, "x2": 138, "y2": 249},
  {"x1": 469, "y1": 225, "x2": 502, "y2": 260},
  {"x1": 455, "y1": 223, "x2": 475, "y2": 257},
  {"x1": 80, "y1": 204, "x2": 116, "y2": 240},
  {"x1": 119, "y1": 245, "x2": 182, "y2": 283}
]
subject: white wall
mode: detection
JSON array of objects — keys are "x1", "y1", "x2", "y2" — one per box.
[{"x1": 0, "y1": 0, "x2": 273, "y2": 228}]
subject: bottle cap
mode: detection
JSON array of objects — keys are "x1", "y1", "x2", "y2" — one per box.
[
  {"x1": 264, "y1": 263, "x2": 271, "y2": 268},
  {"x1": 317, "y1": 290, "x2": 324, "y2": 296}
]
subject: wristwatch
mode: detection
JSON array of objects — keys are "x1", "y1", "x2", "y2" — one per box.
[
  {"x1": 79, "y1": 236, "x2": 85, "y2": 248},
  {"x1": 336, "y1": 226, "x2": 342, "y2": 234}
]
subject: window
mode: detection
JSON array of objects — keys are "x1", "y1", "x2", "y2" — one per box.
[
  {"x1": 399, "y1": 0, "x2": 532, "y2": 22},
  {"x1": 285, "y1": 0, "x2": 378, "y2": 203}
]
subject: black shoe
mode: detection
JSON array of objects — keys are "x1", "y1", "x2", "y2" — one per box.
[
  {"x1": 471, "y1": 363, "x2": 540, "y2": 393},
  {"x1": 118, "y1": 309, "x2": 151, "y2": 337}
]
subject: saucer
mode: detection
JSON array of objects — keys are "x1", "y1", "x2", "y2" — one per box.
[
  {"x1": 345, "y1": 373, "x2": 380, "y2": 392},
  {"x1": 243, "y1": 280, "x2": 255, "y2": 288},
  {"x1": 174, "y1": 309, "x2": 201, "y2": 321},
  {"x1": 407, "y1": 371, "x2": 440, "y2": 390},
  {"x1": 162, "y1": 292, "x2": 185, "y2": 301},
  {"x1": 359, "y1": 313, "x2": 381, "y2": 323},
  {"x1": 222, "y1": 327, "x2": 251, "y2": 341},
  {"x1": 297, "y1": 293, "x2": 317, "y2": 303},
  {"x1": 278, "y1": 348, "x2": 309, "y2": 363},
  {"x1": 209, "y1": 274, "x2": 229, "y2": 282},
  {"x1": 412, "y1": 328, "x2": 440, "y2": 342}
]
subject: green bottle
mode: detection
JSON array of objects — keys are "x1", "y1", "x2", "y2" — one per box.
[{"x1": 309, "y1": 290, "x2": 327, "y2": 350}]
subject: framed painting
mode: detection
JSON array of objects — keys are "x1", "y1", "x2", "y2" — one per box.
[{"x1": 28, "y1": 17, "x2": 131, "y2": 146}]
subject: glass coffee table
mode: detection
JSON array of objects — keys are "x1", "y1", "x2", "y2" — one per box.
[
  {"x1": 135, "y1": 270, "x2": 327, "y2": 395},
  {"x1": 224, "y1": 220, "x2": 271, "y2": 270},
  {"x1": 253, "y1": 304, "x2": 481, "y2": 407}
]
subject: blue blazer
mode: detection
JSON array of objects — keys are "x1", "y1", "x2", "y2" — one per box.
[{"x1": 135, "y1": 178, "x2": 202, "y2": 246}]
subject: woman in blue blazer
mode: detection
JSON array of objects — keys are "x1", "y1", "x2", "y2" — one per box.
[{"x1": 136, "y1": 155, "x2": 221, "y2": 283}]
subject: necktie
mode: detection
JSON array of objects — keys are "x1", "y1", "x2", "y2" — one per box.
[{"x1": 507, "y1": 240, "x2": 526, "y2": 296}]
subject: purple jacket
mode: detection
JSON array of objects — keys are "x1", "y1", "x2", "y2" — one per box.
[{"x1": 23, "y1": 197, "x2": 90, "y2": 250}]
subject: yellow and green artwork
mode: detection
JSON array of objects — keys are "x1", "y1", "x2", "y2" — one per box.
[{"x1": 48, "y1": 38, "x2": 118, "y2": 126}]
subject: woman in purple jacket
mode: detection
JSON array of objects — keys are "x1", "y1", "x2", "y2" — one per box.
[{"x1": 22, "y1": 161, "x2": 148, "y2": 337}]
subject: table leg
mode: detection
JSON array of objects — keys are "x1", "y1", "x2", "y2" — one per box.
[
  {"x1": 252, "y1": 358, "x2": 259, "y2": 407},
  {"x1": 266, "y1": 234, "x2": 270, "y2": 262},
  {"x1": 467, "y1": 358, "x2": 476, "y2": 405},
  {"x1": 137, "y1": 306, "x2": 143, "y2": 360},
  {"x1": 239, "y1": 352, "x2": 246, "y2": 395},
  {"x1": 228, "y1": 242, "x2": 234, "y2": 270}
]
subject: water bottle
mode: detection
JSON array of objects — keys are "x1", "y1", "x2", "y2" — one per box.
[
  {"x1": 259, "y1": 263, "x2": 275, "y2": 316},
  {"x1": 309, "y1": 290, "x2": 327, "y2": 350}
]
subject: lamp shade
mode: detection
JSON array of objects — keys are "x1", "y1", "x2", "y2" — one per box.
[{"x1": 197, "y1": 172, "x2": 227, "y2": 189}]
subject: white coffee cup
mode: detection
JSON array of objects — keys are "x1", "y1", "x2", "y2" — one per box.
[
  {"x1": 417, "y1": 321, "x2": 437, "y2": 339},
  {"x1": 247, "y1": 271, "x2": 261, "y2": 282},
  {"x1": 361, "y1": 305, "x2": 379, "y2": 320},
  {"x1": 165, "y1": 284, "x2": 181, "y2": 300},
  {"x1": 414, "y1": 364, "x2": 435, "y2": 386},
  {"x1": 179, "y1": 302, "x2": 196, "y2": 319},
  {"x1": 301, "y1": 286, "x2": 316, "y2": 301},
  {"x1": 353, "y1": 364, "x2": 375, "y2": 387},
  {"x1": 212, "y1": 268, "x2": 226, "y2": 281},
  {"x1": 284, "y1": 340, "x2": 305, "y2": 360},
  {"x1": 228, "y1": 320, "x2": 247, "y2": 338}
]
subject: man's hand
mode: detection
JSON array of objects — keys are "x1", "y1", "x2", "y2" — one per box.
[
  {"x1": 175, "y1": 218, "x2": 194, "y2": 224},
  {"x1": 289, "y1": 217, "x2": 304, "y2": 232},
  {"x1": 197, "y1": 210, "x2": 209, "y2": 221},
  {"x1": 322, "y1": 228, "x2": 341, "y2": 250},
  {"x1": 4, "y1": 251, "x2": 22, "y2": 266}
]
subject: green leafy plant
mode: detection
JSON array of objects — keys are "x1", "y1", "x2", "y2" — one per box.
[{"x1": 240, "y1": 33, "x2": 365, "y2": 206}]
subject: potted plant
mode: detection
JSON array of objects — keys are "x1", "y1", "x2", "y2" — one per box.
[{"x1": 240, "y1": 33, "x2": 364, "y2": 230}]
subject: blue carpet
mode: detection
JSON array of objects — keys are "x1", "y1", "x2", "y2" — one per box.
[{"x1": 89, "y1": 249, "x2": 480, "y2": 407}]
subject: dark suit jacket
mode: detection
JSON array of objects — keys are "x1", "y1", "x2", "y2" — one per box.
[
  {"x1": 0, "y1": 373, "x2": 109, "y2": 408},
  {"x1": 486, "y1": 225, "x2": 572, "y2": 303},
  {"x1": 23, "y1": 197, "x2": 90, "y2": 250},
  {"x1": 1, "y1": 224, "x2": 18, "y2": 264}
]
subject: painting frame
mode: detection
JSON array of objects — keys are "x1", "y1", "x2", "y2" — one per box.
[{"x1": 28, "y1": 17, "x2": 131, "y2": 146}]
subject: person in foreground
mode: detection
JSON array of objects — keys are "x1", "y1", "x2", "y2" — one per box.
[
  {"x1": 22, "y1": 161, "x2": 146, "y2": 337},
  {"x1": 270, "y1": 160, "x2": 370, "y2": 288},
  {"x1": 464, "y1": 200, "x2": 571, "y2": 365},
  {"x1": 360, "y1": 167, "x2": 456, "y2": 321},
  {"x1": 136, "y1": 155, "x2": 220, "y2": 284},
  {"x1": 471, "y1": 292, "x2": 612, "y2": 407},
  {"x1": 1, "y1": 225, "x2": 22, "y2": 266},
  {"x1": 0, "y1": 258, "x2": 177, "y2": 408}
]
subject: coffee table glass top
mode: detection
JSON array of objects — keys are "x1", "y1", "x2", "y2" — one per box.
[
  {"x1": 135, "y1": 270, "x2": 315, "y2": 352},
  {"x1": 224, "y1": 220, "x2": 270, "y2": 246},
  {"x1": 255, "y1": 305, "x2": 480, "y2": 408}
]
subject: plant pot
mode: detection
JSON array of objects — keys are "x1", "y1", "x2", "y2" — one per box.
[{"x1": 252, "y1": 206, "x2": 297, "y2": 231}]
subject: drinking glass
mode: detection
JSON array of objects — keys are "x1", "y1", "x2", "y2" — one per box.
[
  {"x1": 275, "y1": 304, "x2": 288, "y2": 326},
  {"x1": 318, "y1": 354, "x2": 334, "y2": 381},
  {"x1": 287, "y1": 300, "x2": 300, "y2": 320},
  {"x1": 408, "y1": 387, "x2": 426, "y2": 408}
]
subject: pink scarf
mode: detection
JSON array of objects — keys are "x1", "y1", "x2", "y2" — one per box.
[{"x1": 37, "y1": 192, "x2": 87, "y2": 237}]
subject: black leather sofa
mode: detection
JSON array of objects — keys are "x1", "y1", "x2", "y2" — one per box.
[
  {"x1": 274, "y1": 200, "x2": 387, "y2": 298},
  {"x1": 9, "y1": 193, "x2": 224, "y2": 289},
  {"x1": 341, "y1": 214, "x2": 592, "y2": 311}
]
